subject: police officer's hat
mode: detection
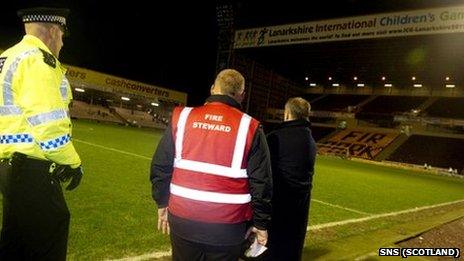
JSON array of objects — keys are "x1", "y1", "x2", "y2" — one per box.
[{"x1": 17, "y1": 7, "x2": 69, "y2": 31}]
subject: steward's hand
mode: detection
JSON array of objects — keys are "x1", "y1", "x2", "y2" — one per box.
[
  {"x1": 157, "y1": 207, "x2": 170, "y2": 234},
  {"x1": 245, "y1": 226, "x2": 268, "y2": 246}
]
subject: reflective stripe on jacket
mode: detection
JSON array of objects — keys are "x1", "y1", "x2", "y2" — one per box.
[{"x1": 168, "y1": 103, "x2": 259, "y2": 223}]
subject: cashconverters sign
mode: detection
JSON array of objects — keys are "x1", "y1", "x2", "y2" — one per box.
[
  {"x1": 234, "y1": 5, "x2": 464, "y2": 48},
  {"x1": 65, "y1": 65, "x2": 187, "y2": 105}
]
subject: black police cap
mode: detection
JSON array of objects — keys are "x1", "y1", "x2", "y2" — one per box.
[{"x1": 17, "y1": 7, "x2": 69, "y2": 29}]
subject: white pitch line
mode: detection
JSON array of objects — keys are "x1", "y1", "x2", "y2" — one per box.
[
  {"x1": 111, "y1": 198, "x2": 464, "y2": 261},
  {"x1": 74, "y1": 139, "x2": 464, "y2": 260},
  {"x1": 75, "y1": 138, "x2": 464, "y2": 230},
  {"x1": 74, "y1": 139, "x2": 152, "y2": 160},
  {"x1": 307, "y1": 198, "x2": 464, "y2": 231},
  {"x1": 108, "y1": 250, "x2": 171, "y2": 261},
  {"x1": 311, "y1": 199, "x2": 371, "y2": 215}
]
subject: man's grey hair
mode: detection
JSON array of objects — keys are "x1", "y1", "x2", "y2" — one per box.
[{"x1": 285, "y1": 97, "x2": 311, "y2": 120}]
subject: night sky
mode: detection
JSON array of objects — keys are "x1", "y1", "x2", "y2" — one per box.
[
  {"x1": 1, "y1": 0, "x2": 218, "y2": 106},
  {"x1": 1, "y1": 0, "x2": 463, "y2": 105}
]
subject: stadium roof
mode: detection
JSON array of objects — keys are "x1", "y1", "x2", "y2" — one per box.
[
  {"x1": 2, "y1": 0, "x2": 464, "y2": 104},
  {"x1": 232, "y1": 0, "x2": 464, "y2": 88}
]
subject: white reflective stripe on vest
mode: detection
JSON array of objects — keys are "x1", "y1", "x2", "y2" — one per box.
[
  {"x1": 27, "y1": 108, "x2": 68, "y2": 126},
  {"x1": 2, "y1": 49, "x2": 41, "y2": 105},
  {"x1": 175, "y1": 107, "x2": 193, "y2": 159},
  {"x1": 231, "y1": 114, "x2": 251, "y2": 169},
  {"x1": 174, "y1": 158, "x2": 248, "y2": 178},
  {"x1": 170, "y1": 183, "x2": 251, "y2": 204},
  {"x1": 174, "y1": 107, "x2": 252, "y2": 178},
  {"x1": 0, "y1": 105, "x2": 22, "y2": 116}
]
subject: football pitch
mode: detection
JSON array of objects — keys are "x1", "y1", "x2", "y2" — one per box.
[{"x1": 2, "y1": 119, "x2": 464, "y2": 260}]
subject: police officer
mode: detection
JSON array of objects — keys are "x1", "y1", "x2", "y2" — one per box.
[
  {"x1": 150, "y1": 69, "x2": 272, "y2": 260},
  {"x1": 0, "y1": 7, "x2": 83, "y2": 260}
]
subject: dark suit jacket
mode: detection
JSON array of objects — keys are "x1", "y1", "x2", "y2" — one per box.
[{"x1": 266, "y1": 119, "x2": 316, "y2": 196}]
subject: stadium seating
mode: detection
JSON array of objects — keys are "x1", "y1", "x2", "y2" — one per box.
[
  {"x1": 303, "y1": 93, "x2": 324, "y2": 103},
  {"x1": 310, "y1": 95, "x2": 368, "y2": 112},
  {"x1": 318, "y1": 128, "x2": 400, "y2": 159},
  {"x1": 423, "y1": 97, "x2": 464, "y2": 119},
  {"x1": 387, "y1": 135, "x2": 464, "y2": 172},
  {"x1": 112, "y1": 107, "x2": 167, "y2": 129},
  {"x1": 70, "y1": 101, "x2": 123, "y2": 124},
  {"x1": 360, "y1": 96, "x2": 427, "y2": 114},
  {"x1": 261, "y1": 122, "x2": 334, "y2": 142}
]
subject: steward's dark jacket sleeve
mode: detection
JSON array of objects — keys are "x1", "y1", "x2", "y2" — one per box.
[
  {"x1": 247, "y1": 125, "x2": 273, "y2": 230},
  {"x1": 150, "y1": 123, "x2": 175, "y2": 208}
]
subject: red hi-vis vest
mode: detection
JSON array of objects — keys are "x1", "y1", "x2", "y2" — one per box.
[{"x1": 168, "y1": 102, "x2": 260, "y2": 224}]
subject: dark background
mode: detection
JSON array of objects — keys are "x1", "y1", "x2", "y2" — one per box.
[
  {"x1": 0, "y1": 0, "x2": 218, "y2": 105},
  {"x1": 1, "y1": 0, "x2": 463, "y2": 105}
]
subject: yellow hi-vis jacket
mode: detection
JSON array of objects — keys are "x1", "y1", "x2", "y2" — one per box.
[{"x1": 0, "y1": 35, "x2": 81, "y2": 167}]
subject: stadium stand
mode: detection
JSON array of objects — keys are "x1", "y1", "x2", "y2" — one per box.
[
  {"x1": 387, "y1": 135, "x2": 464, "y2": 173},
  {"x1": 310, "y1": 94, "x2": 368, "y2": 112},
  {"x1": 423, "y1": 97, "x2": 464, "y2": 119},
  {"x1": 112, "y1": 107, "x2": 167, "y2": 129},
  {"x1": 303, "y1": 93, "x2": 324, "y2": 103},
  {"x1": 70, "y1": 101, "x2": 123, "y2": 124},
  {"x1": 360, "y1": 96, "x2": 428, "y2": 114},
  {"x1": 262, "y1": 122, "x2": 334, "y2": 142},
  {"x1": 232, "y1": 51, "x2": 462, "y2": 173},
  {"x1": 318, "y1": 129, "x2": 400, "y2": 159},
  {"x1": 309, "y1": 116, "x2": 337, "y2": 124}
]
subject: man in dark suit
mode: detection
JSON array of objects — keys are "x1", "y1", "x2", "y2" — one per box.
[{"x1": 266, "y1": 97, "x2": 317, "y2": 261}]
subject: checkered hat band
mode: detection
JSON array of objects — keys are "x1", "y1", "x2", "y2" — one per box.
[{"x1": 22, "y1": 15, "x2": 66, "y2": 26}]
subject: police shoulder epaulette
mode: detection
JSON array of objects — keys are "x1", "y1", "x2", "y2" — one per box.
[
  {"x1": 0, "y1": 57, "x2": 6, "y2": 74},
  {"x1": 39, "y1": 48, "x2": 56, "y2": 68}
]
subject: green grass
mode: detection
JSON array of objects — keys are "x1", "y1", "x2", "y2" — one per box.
[
  {"x1": 1, "y1": 119, "x2": 464, "y2": 260},
  {"x1": 309, "y1": 157, "x2": 464, "y2": 222}
]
